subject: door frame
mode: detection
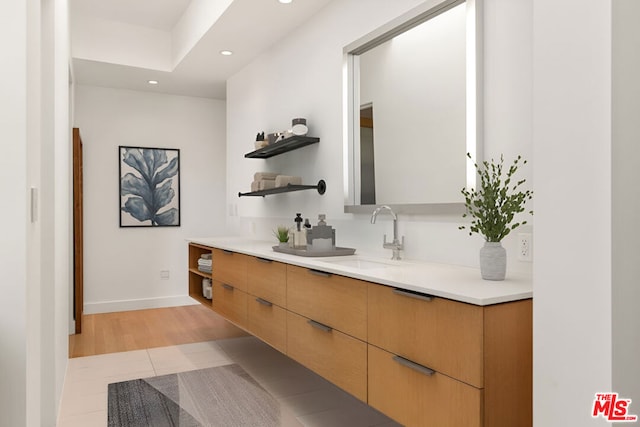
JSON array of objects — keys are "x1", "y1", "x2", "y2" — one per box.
[{"x1": 73, "y1": 128, "x2": 83, "y2": 333}]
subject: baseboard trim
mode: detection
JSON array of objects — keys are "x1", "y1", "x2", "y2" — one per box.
[{"x1": 84, "y1": 295, "x2": 199, "y2": 315}]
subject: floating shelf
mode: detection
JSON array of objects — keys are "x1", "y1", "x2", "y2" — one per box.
[
  {"x1": 238, "y1": 180, "x2": 326, "y2": 197},
  {"x1": 245, "y1": 136, "x2": 320, "y2": 159}
]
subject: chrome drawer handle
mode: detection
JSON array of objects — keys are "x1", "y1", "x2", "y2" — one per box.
[
  {"x1": 222, "y1": 283, "x2": 234, "y2": 291},
  {"x1": 256, "y1": 257, "x2": 273, "y2": 263},
  {"x1": 222, "y1": 249, "x2": 234, "y2": 255},
  {"x1": 392, "y1": 288, "x2": 433, "y2": 302},
  {"x1": 307, "y1": 319, "x2": 333, "y2": 333},
  {"x1": 392, "y1": 355, "x2": 435, "y2": 376},
  {"x1": 255, "y1": 297, "x2": 273, "y2": 307},
  {"x1": 308, "y1": 269, "x2": 332, "y2": 278}
]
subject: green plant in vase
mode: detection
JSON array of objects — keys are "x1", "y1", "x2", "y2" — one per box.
[
  {"x1": 273, "y1": 225, "x2": 290, "y2": 246},
  {"x1": 459, "y1": 153, "x2": 533, "y2": 280}
]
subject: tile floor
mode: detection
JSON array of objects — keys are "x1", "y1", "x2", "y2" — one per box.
[{"x1": 57, "y1": 336, "x2": 401, "y2": 427}]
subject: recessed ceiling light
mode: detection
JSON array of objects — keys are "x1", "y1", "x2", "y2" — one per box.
[
  {"x1": 147, "y1": 80, "x2": 159, "y2": 85},
  {"x1": 220, "y1": 50, "x2": 233, "y2": 56},
  {"x1": 278, "y1": 0, "x2": 293, "y2": 3}
]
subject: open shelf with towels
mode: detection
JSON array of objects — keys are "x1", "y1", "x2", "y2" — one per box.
[
  {"x1": 238, "y1": 180, "x2": 326, "y2": 197},
  {"x1": 244, "y1": 136, "x2": 320, "y2": 159}
]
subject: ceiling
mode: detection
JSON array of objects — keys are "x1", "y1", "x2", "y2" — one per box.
[{"x1": 70, "y1": 0, "x2": 333, "y2": 99}]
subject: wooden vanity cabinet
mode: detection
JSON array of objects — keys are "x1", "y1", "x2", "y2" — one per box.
[
  {"x1": 245, "y1": 256, "x2": 287, "y2": 353},
  {"x1": 246, "y1": 297, "x2": 287, "y2": 353},
  {"x1": 187, "y1": 243, "x2": 213, "y2": 306},
  {"x1": 210, "y1": 249, "x2": 249, "y2": 329},
  {"x1": 286, "y1": 265, "x2": 367, "y2": 341},
  {"x1": 285, "y1": 264, "x2": 369, "y2": 400},
  {"x1": 247, "y1": 256, "x2": 286, "y2": 307},
  {"x1": 287, "y1": 311, "x2": 367, "y2": 401},
  {"x1": 211, "y1": 248, "x2": 248, "y2": 291},
  {"x1": 368, "y1": 284, "x2": 484, "y2": 388},
  {"x1": 367, "y1": 283, "x2": 532, "y2": 427},
  {"x1": 368, "y1": 344, "x2": 482, "y2": 427},
  {"x1": 211, "y1": 280, "x2": 247, "y2": 327},
  {"x1": 188, "y1": 243, "x2": 532, "y2": 427}
]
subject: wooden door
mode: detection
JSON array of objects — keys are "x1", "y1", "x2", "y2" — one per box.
[{"x1": 73, "y1": 128, "x2": 83, "y2": 333}]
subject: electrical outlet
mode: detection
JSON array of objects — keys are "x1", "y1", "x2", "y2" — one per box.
[
  {"x1": 518, "y1": 233, "x2": 532, "y2": 262},
  {"x1": 160, "y1": 270, "x2": 170, "y2": 279}
]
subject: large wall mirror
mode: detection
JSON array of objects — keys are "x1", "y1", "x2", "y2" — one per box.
[{"x1": 343, "y1": 0, "x2": 483, "y2": 214}]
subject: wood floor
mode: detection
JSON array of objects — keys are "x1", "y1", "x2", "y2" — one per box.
[{"x1": 69, "y1": 304, "x2": 249, "y2": 358}]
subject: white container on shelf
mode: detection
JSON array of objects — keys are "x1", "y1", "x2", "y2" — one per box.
[{"x1": 202, "y1": 278, "x2": 212, "y2": 299}]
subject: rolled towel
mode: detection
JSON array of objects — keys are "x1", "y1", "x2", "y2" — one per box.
[
  {"x1": 254, "y1": 172, "x2": 279, "y2": 181},
  {"x1": 251, "y1": 180, "x2": 260, "y2": 192},
  {"x1": 275, "y1": 175, "x2": 302, "y2": 187},
  {"x1": 259, "y1": 180, "x2": 276, "y2": 191}
]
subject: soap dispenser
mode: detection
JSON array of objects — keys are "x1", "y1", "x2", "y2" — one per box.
[
  {"x1": 292, "y1": 213, "x2": 306, "y2": 249},
  {"x1": 306, "y1": 214, "x2": 336, "y2": 252}
]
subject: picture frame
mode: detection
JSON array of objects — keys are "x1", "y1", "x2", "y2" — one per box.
[{"x1": 119, "y1": 146, "x2": 181, "y2": 227}]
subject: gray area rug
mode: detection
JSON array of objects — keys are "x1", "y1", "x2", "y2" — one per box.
[{"x1": 108, "y1": 364, "x2": 282, "y2": 426}]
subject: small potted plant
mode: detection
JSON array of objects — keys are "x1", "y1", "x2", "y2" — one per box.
[
  {"x1": 273, "y1": 225, "x2": 290, "y2": 248},
  {"x1": 459, "y1": 153, "x2": 533, "y2": 280}
]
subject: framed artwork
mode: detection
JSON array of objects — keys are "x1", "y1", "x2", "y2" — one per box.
[{"x1": 119, "y1": 146, "x2": 180, "y2": 227}]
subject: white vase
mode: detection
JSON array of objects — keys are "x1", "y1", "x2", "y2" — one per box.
[{"x1": 479, "y1": 241, "x2": 506, "y2": 281}]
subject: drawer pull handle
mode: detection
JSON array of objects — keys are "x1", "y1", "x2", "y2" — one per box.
[
  {"x1": 255, "y1": 297, "x2": 273, "y2": 307},
  {"x1": 222, "y1": 283, "x2": 234, "y2": 291},
  {"x1": 222, "y1": 249, "x2": 234, "y2": 255},
  {"x1": 256, "y1": 257, "x2": 273, "y2": 263},
  {"x1": 392, "y1": 355, "x2": 435, "y2": 376},
  {"x1": 307, "y1": 319, "x2": 333, "y2": 333},
  {"x1": 308, "y1": 269, "x2": 332, "y2": 278},
  {"x1": 392, "y1": 288, "x2": 433, "y2": 302}
]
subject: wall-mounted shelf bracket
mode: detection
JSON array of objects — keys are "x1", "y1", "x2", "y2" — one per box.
[{"x1": 238, "y1": 180, "x2": 326, "y2": 197}]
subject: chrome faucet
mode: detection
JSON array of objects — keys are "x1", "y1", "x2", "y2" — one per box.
[{"x1": 370, "y1": 205, "x2": 404, "y2": 260}]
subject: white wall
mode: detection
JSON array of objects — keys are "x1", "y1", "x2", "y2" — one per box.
[
  {"x1": 74, "y1": 85, "x2": 227, "y2": 313},
  {"x1": 1, "y1": 0, "x2": 70, "y2": 425},
  {"x1": 1, "y1": 1, "x2": 30, "y2": 425},
  {"x1": 533, "y1": 1, "x2": 613, "y2": 426},
  {"x1": 612, "y1": 0, "x2": 640, "y2": 407},
  {"x1": 226, "y1": 0, "x2": 533, "y2": 273}
]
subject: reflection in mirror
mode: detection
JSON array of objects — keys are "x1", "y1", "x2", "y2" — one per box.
[
  {"x1": 344, "y1": 0, "x2": 482, "y2": 214},
  {"x1": 360, "y1": 104, "x2": 376, "y2": 204}
]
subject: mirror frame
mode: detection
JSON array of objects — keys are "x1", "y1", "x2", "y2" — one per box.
[{"x1": 342, "y1": 0, "x2": 483, "y2": 214}]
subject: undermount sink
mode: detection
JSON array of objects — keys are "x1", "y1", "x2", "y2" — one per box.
[{"x1": 321, "y1": 257, "x2": 393, "y2": 270}]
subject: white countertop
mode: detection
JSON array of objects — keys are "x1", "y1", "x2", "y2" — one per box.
[{"x1": 188, "y1": 237, "x2": 532, "y2": 306}]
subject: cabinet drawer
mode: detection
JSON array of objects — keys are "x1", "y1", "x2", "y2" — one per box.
[
  {"x1": 286, "y1": 265, "x2": 367, "y2": 340},
  {"x1": 212, "y1": 280, "x2": 247, "y2": 328},
  {"x1": 212, "y1": 249, "x2": 248, "y2": 291},
  {"x1": 368, "y1": 283, "x2": 484, "y2": 387},
  {"x1": 247, "y1": 296, "x2": 287, "y2": 354},
  {"x1": 287, "y1": 311, "x2": 367, "y2": 402},
  {"x1": 369, "y1": 345, "x2": 481, "y2": 427},
  {"x1": 247, "y1": 257, "x2": 286, "y2": 307}
]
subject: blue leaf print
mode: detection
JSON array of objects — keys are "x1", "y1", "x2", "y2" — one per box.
[
  {"x1": 154, "y1": 157, "x2": 179, "y2": 187},
  {"x1": 155, "y1": 208, "x2": 178, "y2": 226},
  {"x1": 122, "y1": 196, "x2": 153, "y2": 222},
  {"x1": 153, "y1": 180, "x2": 175, "y2": 213},
  {"x1": 120, "y1": 147, "x2": 179, "y2": 226}
]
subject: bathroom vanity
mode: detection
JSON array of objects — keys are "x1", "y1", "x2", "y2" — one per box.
[{"x1": 187, "y1": 238, "x2": 532, "y2": 427}]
